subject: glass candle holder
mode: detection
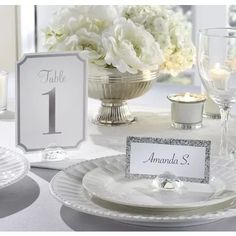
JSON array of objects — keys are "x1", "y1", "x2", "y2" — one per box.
[
  {"x1": 201, "y1": 86, "x2": 221, "y2": 119},
  {"x1": 0, "y1": 70, "x2": 8, "y2": 112},
  {"x1": 167, "y1": 93, "x2": 206, "y2": 129}
]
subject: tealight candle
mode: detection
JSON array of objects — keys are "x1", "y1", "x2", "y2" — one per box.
[
  {"x1": 167, "y1": 93, "x2": 206, "y2": 129},
  {"x1": 209, "y1": 63, "x2": 230, "y2": 90},
  {"x1": 0, "y1": 70, "x2": 8, "y2": 112},
  {"x1": 203, "y1": 63, "x2": 230, "y2": 119}
]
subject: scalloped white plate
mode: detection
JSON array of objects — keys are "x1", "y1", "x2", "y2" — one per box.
[
  {"x1": 50, "y1": 155, "x2": 236, "y2": 227},
  {"x1": 82, "y1": 156, "x2": 236, "y2": 210},
  {"x1": 0, "y1": 147, "x2": 30, "y2": 189}
]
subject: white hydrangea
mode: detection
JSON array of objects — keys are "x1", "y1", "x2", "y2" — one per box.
[
  {"x1": 43, "y1": 5, "x2": 195, "y2": 75},
  {"x1": 122, "y1": 6, "x2": 195, "y2": 75}
]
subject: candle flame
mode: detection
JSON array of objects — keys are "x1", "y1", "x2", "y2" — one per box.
[
  {"x1": 214, "y1": 63, "x2": 221, "y2": 69},
  {"x1": 184, "y1": 92, "x2": 191, "y2": 98}
]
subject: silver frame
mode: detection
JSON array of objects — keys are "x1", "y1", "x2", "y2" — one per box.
[
  {"x1": 16, "y1": 52, "x2": 87, "y2": 152},
  {"x1": 126, "y1": 136, "x2": 211, "y2": 183}
]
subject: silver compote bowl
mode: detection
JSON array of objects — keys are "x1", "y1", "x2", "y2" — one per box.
[{"x1": 88, "y1": 65, "x2": 159, "y2": 125}]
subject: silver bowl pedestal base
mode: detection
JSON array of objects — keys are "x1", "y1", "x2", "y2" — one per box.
[
  {"x1": 88, "y1": 67, "x2": 159, "y2": 126},
  {"x1": 93, "y1": 101, "x2": 136, "y2": 126}
]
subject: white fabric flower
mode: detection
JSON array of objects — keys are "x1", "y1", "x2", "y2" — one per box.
[
  {"x1": 43, "y1": 6, "x2": 122, "y2": 65},
  {"x1": 42, "y1": 5, "x2": 195, "y2": 75},
  {"x1": 102, "y1": 18, "x2": 164, "y2": 74},
  {"x1": 74, "y1": 5, "x2": 123, "y2": 25}
]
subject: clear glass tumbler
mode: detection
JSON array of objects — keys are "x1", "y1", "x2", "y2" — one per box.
[{"x1": 0, "y1": 70, "x2": 8, "y2": 112}]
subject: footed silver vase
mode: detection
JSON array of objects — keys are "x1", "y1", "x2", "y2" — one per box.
[{"x1": 88, "y1": 66, "x2": 159, "y2": 125}]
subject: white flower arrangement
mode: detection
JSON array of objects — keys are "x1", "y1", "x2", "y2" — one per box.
[{"x1": 43, "y1": 5, "x2": 195, "y2": 75}]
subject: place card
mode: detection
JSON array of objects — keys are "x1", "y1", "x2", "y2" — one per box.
[
  {"x1": 126, "y1": 136, "x2": 211, "y2": 183},
  {"x1": 16, "y1": 52, "x2": 87, "y2": 152}
]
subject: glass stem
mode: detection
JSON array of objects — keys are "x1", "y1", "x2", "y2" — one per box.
[{"x1": 219, "y1": 105, "x2": 230, "y2": 158}]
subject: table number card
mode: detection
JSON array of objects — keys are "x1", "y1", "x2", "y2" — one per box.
[
  {"x1": 16, "y1": 52, "x2": 87, "y2": 152},
  {"x1": 126, "y1": 136, "x2": 211, "y2": 183}
]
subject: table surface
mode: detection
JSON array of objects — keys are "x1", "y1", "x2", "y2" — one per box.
[{"x1": 1, "y1": 75, "x2": 236, "y2": 231}]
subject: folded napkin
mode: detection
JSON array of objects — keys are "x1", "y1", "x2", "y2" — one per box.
[{"x1": 30, "y1": 159, "x2": 85, "y2": 170}]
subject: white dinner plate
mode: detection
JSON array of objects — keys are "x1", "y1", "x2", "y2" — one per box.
[
  {"x1": 50, "y1": 155, "x2": 236, "y2": 227},
  {"x1": 82, "y1": 155, "x2": 236, "y2": 211},
  {"x1": 0, "y1": 147, "x2": 30, "y2": 189}
]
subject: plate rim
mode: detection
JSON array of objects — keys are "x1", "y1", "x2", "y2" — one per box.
[
  {"x1": 49, "y1": 155, "x2": 236, "y2": 224},
  {"x1": 0, "y1": 147, "x2": 30, "y2": 189}
]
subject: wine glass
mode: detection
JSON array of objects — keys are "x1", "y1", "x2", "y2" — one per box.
[{"x1": 198, "y1": 28, "x2": 236, "y2": 158}]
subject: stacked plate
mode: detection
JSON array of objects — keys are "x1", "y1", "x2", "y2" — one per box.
[
  {"x1": 50, "y1": 155, "x2": 236, "y2": 227},
  {"x1": 0, "y1": 147, "x2": 29, "y2": 189}
]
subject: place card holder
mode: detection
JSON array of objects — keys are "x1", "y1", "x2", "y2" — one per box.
[
  {"x1": 41, "y1": 143, "x2": 68, "y2": 161},
  {"x1": 151, "y1": 172, "x2": 184, "y2": 193}
]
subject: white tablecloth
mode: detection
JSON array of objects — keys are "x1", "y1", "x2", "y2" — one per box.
[{"x1": 1, "y1": 74, "x2": 236, "y2": 231}]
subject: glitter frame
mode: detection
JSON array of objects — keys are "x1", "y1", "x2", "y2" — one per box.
[{"x1": 126, "y1": 136, "x2": 211, "y2": 183}]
